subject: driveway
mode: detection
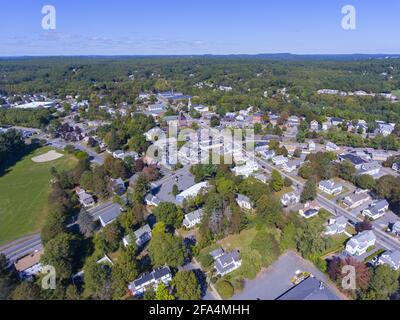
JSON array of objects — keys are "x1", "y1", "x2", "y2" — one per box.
[{"x1": 231, "y1": 251, "x2": 345, "y2": 300}]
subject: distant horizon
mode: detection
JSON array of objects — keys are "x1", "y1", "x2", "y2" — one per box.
[{"x1": 1, "y1": 53, "x2": 400, "y2": 59}]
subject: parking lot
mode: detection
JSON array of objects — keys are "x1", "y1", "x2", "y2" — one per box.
[{"x1": 231, "y1": 251, "x2": 345, "y2": 300}]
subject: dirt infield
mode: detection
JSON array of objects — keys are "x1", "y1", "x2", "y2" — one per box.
[{"x1": 32, "y1": 150, "x2": 64, "y2": 163}]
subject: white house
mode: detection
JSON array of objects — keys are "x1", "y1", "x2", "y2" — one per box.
[
  {"x1": 282, "y1": 160, "x2": 301, "y2": 173},
  {"x1": 260, "y1": 150, "x2": 276, "y2": 160},
  {"x1": 183, "y1": 209, "x2": 203, "y2": 228},
  {"x1": 76, "y1": 187, "x2": 95, "y2": 208},
  {"x1": 342, "y1": 192, "x2": 371, "y2": 209},
  {"x1": 362, "y1": 199, "x2": 389, "y2": 220},
  {"x1": 231, "y1": 160, "x2": 259, "y2": 177},
  {"x1": 145, "y1": 194, "x2": 161, "y2": 207},
  {"x1": 345, "y1": 231, "x2": 376, "y2": 256},
  {"x1": 391, "y1": 221, "x2": 400, "y2": 237},
  {"x1": 325, "y1": 216, "x2": 347, "y2": 236},
  {"x1": 299, "y1": 201, "x2": 321, "y2": 219},
  {"x1": 14, "y1": 250, "x2": 44, "y2": 280},
  {"x1": 147, "y1": 103, "x2": 166, "y2": 113},
  {"x1": 210, "y1": 248, "x2": 242, "y2": 276},
  {"x1": 326, "y1": 142, "x2": 340, "y2": 152},
  {"x1": 310, "y1": 121, "x2": 319, "y2": 131},
  {"x1": 112, "y1": 150, "x2": 125, "y2": 160},
  {"x1": 123, "y1": 224, "x2": 152, "y2": 247},
  {"x1": 176, "y1": 182, "x2": 209, "y2": 204},
  {"x1": 357, "y1": 161, "x2": 381, "y2": 177},
  {"x1": 318, "y1": 180, "x2": 343, "y2": 195},
  {"x1": 392, "y1": 162, "x2": 400, "y2": 173},
  {"x1": 281, "y1": 192, "x2": 300, "y2": 207},
  {"x1": 377, "y1": 251, "x2": 400, "y2": 270},
  {"x1": 377, "y1": 123, "x2": 395, "y2": 136},
  {"x1": 308, "y1": 140, "x2": 316, "y2": 151},
  {"x1": 272, "y1": 155, "x2": 289, "y2": 166},
  {"x1": 236, "y1": 194, "x2": 252, "y2": 210},
  {"x1": 128, "y1": 266, "x2": 172, "y2": 297}
]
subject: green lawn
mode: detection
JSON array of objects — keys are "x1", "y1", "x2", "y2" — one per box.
[
  {"x1": 391, "y1": 90, "x2": 400, "y2": 98},
  {"x1": 0, "y1": 147, "x2": 77, "y2": 245}
]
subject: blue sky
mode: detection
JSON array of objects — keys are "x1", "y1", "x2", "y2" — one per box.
[{"x1": 0, "y1": 0, "x2": 399, "y2": 56}]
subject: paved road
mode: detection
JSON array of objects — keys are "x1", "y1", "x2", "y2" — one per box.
[
  {"x1": 258, "y1": 154, "x2": 400, "y2": 252},
  {"x1": 195, "y1": 118, "x2": 400, "y2": 254},
  {"x1": 47, "y1": 139, "x2": 104, "y2": 165},
  {"x1": 232, "y1": 251, "x2": 346, "y2": 300}
]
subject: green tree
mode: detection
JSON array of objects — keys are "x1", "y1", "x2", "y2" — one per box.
[
  {"x1": 295, "y1": 220, "x2": 326, "y2": 258},
  {"x1": 284, "y1": 177, "x2": 293, "y2": 188},
  {"x1": 216, "y1": 280, "x2": 234, "y2": 299},
  {"x1": 111, "y1": 245, "x2": 139, "y2": 299},
  {"x1": 172, "y1": 184, "x2": 179, "y2": 197},
  {"x1": 355, "y1": 175, "x2": 376, "y2": 190},
  {"x1": 11, "y1": 282, "x2": 42, "y2": 300},
  {"x1": 337, "y1": 160, "x2": 356, "y2": 182},
  {"x1": 148, "y1": 224, "x2": 187, "y2": 268},
  {"x1": 152, "y1": 202, "x2": 184, "y2": 229},
  {"x1": 83, "y1": 258, "x2": 112, "y2": 300},
  {"x1": 0, "y1": 254, "x2": 18, "y2": 299},
  {"x1": 270, "y1": 170, "x2": 284, "y2": 192},
  {"x1": 77, "y1": 208, "x2": 96, "y2": 238},
  {"x1": 301, "y1": 179, "x2": 317, "y2": 203},
  {"x1": 41, "y1": 204, "x2": 68, "y2": 244},
  {"x1": 173, "y1": 270, "x2": 201, "y2": 300},
  {"x1": 255, "y1": 194, "x2": 283, "y2": 227},
  {"x1": 216, "y1": 177, "x2": 235, "y2": 196},
  {"x1": 363, "y1": 265, "x2": 399, "y2": 300},
  {"x1": 41, "y1": 232, "x2": 78, "y2": 280},
  {"x1": 155, "y1": 283, "x2": 174, "y2": 300}
]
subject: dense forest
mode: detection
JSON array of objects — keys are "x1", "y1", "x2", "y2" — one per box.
[{"x1": 0, "y1": 57, "x2": 400, "y2": 123}]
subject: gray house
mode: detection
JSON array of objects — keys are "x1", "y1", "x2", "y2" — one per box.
[
  {"x1": 211, "y1": 248, "x2": 242, "y2": 276},
  {"x1": 128, "y1": 266, "x2": 172, "y2": 296},
  {"x1": 123, "y1": 224, "x2": 152, "y2": 247},
  {"x1": 98, "y1": 204, "x2": 123, "y2": 227},
  {"x1": 182, "y1": 209, "x2": 203, "y2": 229},
  {"x1": 277, "y1": 276, "x2": 340, "y2": 300},
  {"x1": 362, "y1": 199, "x2": 389, "y2": 220}
]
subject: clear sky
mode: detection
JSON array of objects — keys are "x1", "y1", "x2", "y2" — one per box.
[{"x1": 0, "y1": 0, "x2": 399, "y2": 56}]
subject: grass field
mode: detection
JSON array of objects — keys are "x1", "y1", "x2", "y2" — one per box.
[
  {"x1": 391, "y1": 90, "x2": 400, "y2": 98},
  {"x1": 0, "y1": 147, "x2": 77, "y2": 245}
]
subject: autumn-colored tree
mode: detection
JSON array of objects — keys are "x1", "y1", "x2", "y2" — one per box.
[{"x1": 328, "y1": 257, "x2": 371, "y2": 295}]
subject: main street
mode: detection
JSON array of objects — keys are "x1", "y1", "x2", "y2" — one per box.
[{"x1": 194, "y1": 117, "x2": 400, "y2": 253}]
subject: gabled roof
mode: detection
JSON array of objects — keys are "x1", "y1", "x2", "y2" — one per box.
[
  {"x1": 339, "y1": 153, "x2": 367, "y2": 166},
  {"x1": 379, "y1": 251, "x2": 400, "y2": 269},
  {"x1": 210, "y1": 248, "x2": 224, "y2": 259},
  {"x1": 214, "y1": 250, "x2": 241, "y2": 275},
  {"x1": 99, "y1": 205, "x2": 122, "y2": 225},
  {"x1": 184, "y1": 209, "x2": 203, "y2": 223},
  {"x1": 134, "y1": 224, "x2": 152, "y2": 240},
  {"x1": 347, "y1": 230, "x2": 376, "y2": 249},
  {"x1": 237, "y1": 194, "x2": 251, "y2": 203},
  {"x1": 277, "y1": 277, "x2": 340, "y2": 300},
  {"x1": 131, "y1": 266, "x2": 172, "y2": 289},
  {"x1": 14, "y1": 250, "x2": 44, "y2": 272}
]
